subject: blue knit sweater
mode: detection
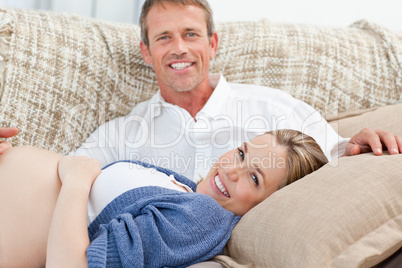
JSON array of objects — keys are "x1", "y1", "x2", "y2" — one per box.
[{"x1": 86, "y1": 161, "x2": 241, "y2": 268}]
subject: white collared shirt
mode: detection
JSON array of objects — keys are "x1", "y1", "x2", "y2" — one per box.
[{"x1": 71, "y1": 74, "x2": 348, "y2": 181}]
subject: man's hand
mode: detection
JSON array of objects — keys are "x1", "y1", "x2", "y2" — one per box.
[
  {"x1": 343, "y1": 128, "x2": 402, "y2": 156},
  {"x1": 0, "y1": 127, "x2": 18, "y2": 155}
]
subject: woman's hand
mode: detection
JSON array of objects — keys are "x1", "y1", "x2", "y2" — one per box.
[
  {"x1": 57, "y1": 156, "x2": 101, "y2": 189},
  {"x1": 0, "y1": 127, "x2": 18, "y2": 155},
  {"x1": 0, "y1": 141, "x2": 13, "y2": 155},
  {"x1": 0, "y1": 127, "x2": 18, "y2": 138}
]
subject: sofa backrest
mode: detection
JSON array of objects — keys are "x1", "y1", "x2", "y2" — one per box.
[
  {"x1": 0, "y1": 8, "x2": 148, "y2": 153},
  {"x1": 0, "y1": 7, "x2": 401, "y2": 153},
  {"x1": 212, "y1": 19, "x2": 402, "y2": 118}
]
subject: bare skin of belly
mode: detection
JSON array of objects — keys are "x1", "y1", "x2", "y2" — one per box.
[{"x1": 0, "y1": 146, "x2": 62, "y2": 268}]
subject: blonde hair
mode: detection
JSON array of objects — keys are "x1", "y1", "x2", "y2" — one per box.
[
  {"x1": 268, "y1": 129, "x2": 328, "y2": 189},
  {"x1": 139, "y1": 0, "x2": 215, "y2": 48}
]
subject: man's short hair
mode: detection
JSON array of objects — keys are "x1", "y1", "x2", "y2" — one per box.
[{"x1": 139, "y1": 0, "x2": 215, "y2": 47}]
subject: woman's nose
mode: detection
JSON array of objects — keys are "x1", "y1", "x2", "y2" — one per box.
[{"x1": 225, "y1": 165, "x2": 241, "y2": 182}]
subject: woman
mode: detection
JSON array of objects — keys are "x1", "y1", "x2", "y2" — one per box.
[{"x1": 0, "y1": 129, "x2": 327, "y2": 267}]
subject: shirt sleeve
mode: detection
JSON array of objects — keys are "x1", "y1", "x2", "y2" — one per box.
[
  {"x1": 69, "y1": 101, "x2": 152, "y2": 168},
  {"x1": 284, "y1": 97, "x2": 349, "y2": 161},
  {"x1": 68, "y1": 119, "x2": 121, "y2": 168}
]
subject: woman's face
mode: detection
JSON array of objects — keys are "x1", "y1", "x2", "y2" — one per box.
[{"x1": 196, "y1": 134, "x2": 288, "y2": 216}]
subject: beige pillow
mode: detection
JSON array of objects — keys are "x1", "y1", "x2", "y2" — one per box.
[
  {"x1": 217, "y1": 153, "x2": 402, "y2": 267},
  {"x1": 327, "y1": 102, "x2": 402, "y2": 138}
]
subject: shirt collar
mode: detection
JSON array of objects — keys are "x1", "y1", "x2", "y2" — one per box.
[
  {"x1": 196, "y1": 74, "x2": 230, "y2": 120},
  {"x1": 150, "y1": 90, "x2": 165, "y2": 105},
  {"x1": 146, "y1": 91, "x2": 165, "y2": 119},
  {"x1": 149, "y1": 74, "x2": 230, "y2": 119}
]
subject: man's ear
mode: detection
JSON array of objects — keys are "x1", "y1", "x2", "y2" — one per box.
[
  {"x1": 140, "y1": 41, "x2": 152, "y2": 65},
  {"x1": 209, "y1": 31, "x2": 219, "y2": 60}
]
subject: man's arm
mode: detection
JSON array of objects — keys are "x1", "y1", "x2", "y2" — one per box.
[
  {"x1": 281, "y1": 95, "x2": 401, "y2": 159},
  {"x1": 343, "y1": 128, "x2": 402, "y2": 156}
]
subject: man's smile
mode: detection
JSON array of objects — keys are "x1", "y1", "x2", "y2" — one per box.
[{"x1": 169, "y1": 62, "x2": 194, "y2": 70}]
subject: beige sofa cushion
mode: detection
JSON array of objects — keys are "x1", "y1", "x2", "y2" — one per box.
[
  {"x1": 327, "y1": 102, "x2": 402, "y2": 138},
  {"x1": 218, "y1": 153, "x2": 402, "y2": 267}
]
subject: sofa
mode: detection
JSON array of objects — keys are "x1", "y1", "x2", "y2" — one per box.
[{"x1": 0, "y1": 7, "x2": 401, "y2": 268}]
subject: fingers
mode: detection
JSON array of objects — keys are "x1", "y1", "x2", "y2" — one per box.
[
  {"x1": 343, "y1": 128, "x2": 402, "y2": 157},
  {"x1": 0, "y1": 127, "x2": 18, "y2": 138},
  {"x1": 0, "y1": 141, "x2": 13, "y2": 155},
  {"x1": 366, "y1": 128, "x2": 383, "y2": 155},
  {"x1": 397, "y1": 135, "x2": 402, "y2": 153},
  {"x1": 343, "y1": 143, "x2": 361, "y2": 156},
  {"x1": 354, "y1": 128, "x2": 382, "y2": 155},
  {"x1": 375, "y1": 129, "x2": 402, "y2": 155}
]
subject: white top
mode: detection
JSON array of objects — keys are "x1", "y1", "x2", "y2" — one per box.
[
  {"x1": 72, "y1": 74, "x2": 349, "y2": 181},
  {"x1": 87, "y1": 162, "x2": 192, "y2": 225}
]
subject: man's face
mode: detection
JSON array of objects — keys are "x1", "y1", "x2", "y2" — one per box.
[{"x1": 140, "y1": 3, "x2": 218, "y2": 93}]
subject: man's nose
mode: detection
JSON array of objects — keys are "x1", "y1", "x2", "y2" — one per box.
[{"x1": 171, "y1": 37, "x2": 188, "y2": 55}]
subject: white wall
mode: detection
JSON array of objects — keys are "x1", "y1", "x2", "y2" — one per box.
[
  {"x1": 0, "y1": 0, "x2": 51, "y2": 9},
  {"x1": 0, "y1": 0, "x2": 142, "y2": 24},
  {"x1": 210, "y1": 0, "x2": 402, "y2": 31},
  {"x1": 52, "y1": 0, "x2": 93, "y2": 17},
  {"x1": 1, "y1": 0, "x2": 401, "y2": 31}
]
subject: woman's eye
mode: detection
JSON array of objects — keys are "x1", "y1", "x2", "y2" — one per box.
[
  {"x1": 251, "y1": 174, "x2": 259, "y2": 186},
  {"x1": 237, "y1": 148, "x2": 244, "y2": 160}
]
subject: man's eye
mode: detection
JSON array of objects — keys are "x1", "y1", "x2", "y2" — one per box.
[
  {"x1": 159, "y1": 36, "x2": 168, "y2": 40},
  {"x1": 237, "y1": 148, "x2": 244, "y2": 160},
  {"x1": 187, "y1": 33, "x2": 195, "y2": 37},
  {"x1": 251, "y1": 174, "x2": 259, "y2": 186}
]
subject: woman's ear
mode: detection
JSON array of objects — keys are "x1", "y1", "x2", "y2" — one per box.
[{"x1": 140, "y1": 41, "x2": 152, "y2": 65}]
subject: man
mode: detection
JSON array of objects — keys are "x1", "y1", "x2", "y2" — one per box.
[
  {"x1": 73, "y1": 0, "x2": 402, "y2": 181},
  {"x1": 2, "y1": 1, "x2": 402, "y2": 180}
]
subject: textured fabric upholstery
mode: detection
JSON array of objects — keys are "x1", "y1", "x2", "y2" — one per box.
[
  {"x1": 1, "y1": 8, "x2": 401, "y2": 154},
  {"x1": 0, "y1": 7, "x2": 401, "y2": 268}
]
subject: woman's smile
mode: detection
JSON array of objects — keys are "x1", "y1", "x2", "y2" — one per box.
[{"x1": 213, "y1": 174, "x2": 230, "y2": 198}]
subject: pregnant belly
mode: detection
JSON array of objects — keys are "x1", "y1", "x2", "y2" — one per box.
[{"x1": 0, "y1": 146, "x2": 62, "y2": 268}]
